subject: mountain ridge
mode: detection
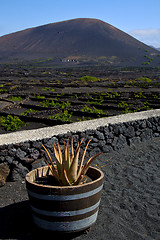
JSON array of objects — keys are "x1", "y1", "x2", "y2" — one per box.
[{"x1": 0, "y1": 18, "x2": 159, "y2": 65}]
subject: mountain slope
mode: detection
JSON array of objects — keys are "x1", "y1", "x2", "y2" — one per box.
[{"x1": 0, "y1": 18, "x2": 159, "y2": 64}]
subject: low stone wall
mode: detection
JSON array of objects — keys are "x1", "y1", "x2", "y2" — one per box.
[{"x1": 0, "y1": 109, "x2": 160, "y2": 184}]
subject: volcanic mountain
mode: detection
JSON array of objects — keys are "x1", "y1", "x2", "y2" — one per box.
[{"x1": 0, "y1": 18, "x2": 159, "y2": 65}]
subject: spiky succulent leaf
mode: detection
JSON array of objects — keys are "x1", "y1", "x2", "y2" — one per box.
[
  {"x1": 68, "y1": 139, "x2": 83, "y2": 184},
  {"x1": 71, "y1": 138, "x2": 74, "y2": 164},
  {"x1": 42, "y1": 138, "x2": 102, "y2": 186},
  {"x1": 41, "y1": 144, "x2": 59, "y2": 181},
  {"x1": 63, "y1": 168, "x2": 72, "y2": 186},
  {"x1": 81, "y1": 152, "x2": 102, "y2": 177},
  {"x1": 57, "y1": 142, "x2": 63, "y2": 164},
  {"x1": 52, "y1": 141, "x2": 62, "y2": 176},
  {"x1": 77, "y1": 139, "x2": 92, "y2": 180},
  {"x1": 63, "y1": 140, "x2": 70, "y2": 172}
]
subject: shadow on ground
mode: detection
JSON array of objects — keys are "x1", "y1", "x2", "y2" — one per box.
[{"x1": 0, "y1": 201, "x2": 88, "y2": 240}]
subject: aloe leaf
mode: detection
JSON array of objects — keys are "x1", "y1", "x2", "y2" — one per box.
[
  {"x1": 53, "y1": 141, "x2": 60, "y2": 163},
  {"x1": 67, "y1": 139, "x2": 71, "y2": 168},
  {"x1": 62, "y1": 140, "x2": 66, "y2": 167},
  {"x1": 68, "y1": 138, "x2": 84, "y2": 183},
  {"x1": 41, "y1": 144, "x2": 59, "y2": 180},
  {"x1": 77, "y1": 139, "x2": 92, "y2": 179},
  {"x1": 63, "y1": 168, "x2": 72, "y2": 186},
  {"x1": 43, "y1": 155, "x2": 54, "y2": 175},
  {"x1": 81, "y1": 152, "x2": 102, "y2": 176},
  {"x1": 63, "y1": 140, "x2": 69, "y2": 172},
  {"x1": 73, "y1": 174, "x2": 84, "y2": 185},
  {"x1": 56, "y1": 141, "x2": 63, "y2": 176},
  {"x1": 43, "y1": 156, "x2": 59, "y2": 182},
  {"x1": 75, "y1": 152, "x2": 102, "y2": 184},
  {"x1": 71, "y1": 138, "x2": 74, "y2": 164},
  {"x1": 42, "y1": 138, "x2": 102, "y2": 186},
  {"x1": 41, "y1": 144, "x2": 54, "y2": 166},
  {"x1": 52, "y1": 140, "x2": 62, "y2": 176},
  {"x1": 59, "y1": 166, "x2": 71, "y2": 186},
  {"x1": 58, "y1": 142, "x2": 63, "y2": 164}
]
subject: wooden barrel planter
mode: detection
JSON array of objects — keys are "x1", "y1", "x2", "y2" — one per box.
[{"x1": 25, "y1": 165, "x2": 104, "y2": 233}]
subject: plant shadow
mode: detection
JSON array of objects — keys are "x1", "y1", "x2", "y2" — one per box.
[{"x1": 0, "y1": 200, "x2": 89, "y2": 239}]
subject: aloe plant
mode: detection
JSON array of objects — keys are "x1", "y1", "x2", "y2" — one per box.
[{"x1": 41, "y1": 138, "x2": 102, "y2": 186}]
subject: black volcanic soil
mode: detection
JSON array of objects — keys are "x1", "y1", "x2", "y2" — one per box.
[
  {"x1": 0, "y1": 64, "x2": 160, "y2": 134},
  {"x1": 0, "y1": 137, "x2": 160, "y2": 239}
]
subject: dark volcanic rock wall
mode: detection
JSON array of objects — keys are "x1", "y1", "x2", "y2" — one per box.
[{"x1": 0, "y1": 116, "x2": 160, "y2": 184}]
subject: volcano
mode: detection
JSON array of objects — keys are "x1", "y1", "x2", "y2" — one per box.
[{"x1": 0, "y1": 18, "x2": 159, "y2": 65}]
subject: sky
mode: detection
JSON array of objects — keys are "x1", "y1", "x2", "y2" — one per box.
[{"x1": 0, "y1": 0, "x2": 160, "y2": 48}]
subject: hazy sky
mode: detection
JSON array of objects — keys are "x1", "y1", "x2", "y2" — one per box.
[{"x1": 0, "y1": 0, "x2": 160, "y2": 48}]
